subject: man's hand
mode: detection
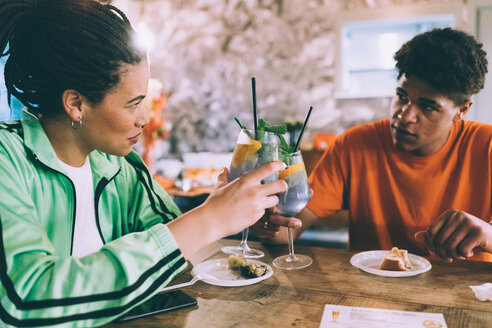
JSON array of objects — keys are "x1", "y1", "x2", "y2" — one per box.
[
  {"x1": 250, "y1": 209, "x2": 302, "y2": 240},
  {"x1": 415, "y1": 209, "x2": 492, "y2": 262},
  {"x1": 250, "y1": 207, "x2": 319, "y2": 244}
]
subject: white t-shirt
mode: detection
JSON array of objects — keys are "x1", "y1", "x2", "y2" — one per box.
[{"x1": 58, "y1": 159, "x2": 103, "y2": 257}]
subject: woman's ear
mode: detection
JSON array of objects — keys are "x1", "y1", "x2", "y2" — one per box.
[
  {"x1": 453, "y1": 100, "x2": 472, "y2": 122},
  {"x1": 61, "y1": 89, "x2": 84, "y2": 121}
]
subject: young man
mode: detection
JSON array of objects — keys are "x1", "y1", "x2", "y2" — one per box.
[{"x1": 254, "y1": 28, "x2": 492, "y2": 262}]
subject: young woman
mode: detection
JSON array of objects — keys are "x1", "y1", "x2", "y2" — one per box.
[{"x1": 0, "y1": 1, "x2": 286, "y2": 327}]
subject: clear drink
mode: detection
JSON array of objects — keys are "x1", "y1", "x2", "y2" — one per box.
[
  {"x1": 228, "y1": 135, "x2": 278, "y2": 182},
  {"x1": 272, "y1": 151, "x2": 313, "y2": 270},
  {"x1": 277, "y1": 170, "x2": 311, "y2": 217},
  {"x1": 221, "y1": 129, "x2": 278, "y2": 258}
]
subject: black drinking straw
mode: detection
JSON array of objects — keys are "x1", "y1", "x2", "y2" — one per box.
[
  {"x1": 251, "y1": 77, "x2": 258, "y2": 139},
  {"x1": 294, "y1": 106, "x2": 313, "y2": 152}
]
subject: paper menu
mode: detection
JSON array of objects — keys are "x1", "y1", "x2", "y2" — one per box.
[{"x1": 319, "y1": 304, "x2": 448, "y2": 328}]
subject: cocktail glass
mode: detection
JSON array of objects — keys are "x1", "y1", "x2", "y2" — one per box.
[
  {"x1": 272, "y1": 150, "x2": 312, "y2": 269},
  {"x1": 221, "y1": 129, "x2": 278, "y2": 258}
]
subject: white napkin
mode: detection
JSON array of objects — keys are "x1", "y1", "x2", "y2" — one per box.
[{"x1": 470, "y1": 283, "x2": 492, "y2": 301}]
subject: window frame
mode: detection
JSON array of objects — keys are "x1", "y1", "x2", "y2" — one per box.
[{"x1": 334, "y1": 2, "x2": 470, "y2": 99}]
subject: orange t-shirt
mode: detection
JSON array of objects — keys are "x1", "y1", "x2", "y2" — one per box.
[{"x1": 307, "y1": 119, "x2": 492, "y2": 262}]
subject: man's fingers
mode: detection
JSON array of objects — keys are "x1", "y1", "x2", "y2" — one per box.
[
  {"x1": 261, "y1": 219, "x2": 281, "y2": 232},
  {"x1": 250, "y1": 218, "x2": 281, "y2": 238},
  {"x1": 458, "y1": 236, "x2": 482, "y2": 258},
  {"x1": 433, "y1": 220, "x2": 458, "y2": 261},
  {"x1": 268, "y1": 213, "x2": 302, "y2": 228},
  {"x1": 442, "y1": 228, "x2": 467, "y2": 259},
  {"x1": 427, "y1": 209, "x2": 460, "y2": 260},
  {"x1": 416, "y1": 230, "x2": 455, "y2": 260},
  {"x1": 254, "y1": 229, "x2": 282, "y2": 239},
  {"x1": 427, "y1": 209, "x2": 454, "y2": 247},
  {"x1": 430, "y1": 209, "x2": 454, "y2": 233}
]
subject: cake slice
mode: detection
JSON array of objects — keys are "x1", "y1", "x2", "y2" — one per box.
[{"x1": 379, "y1": 247, "x2": 412, "y2": 271}]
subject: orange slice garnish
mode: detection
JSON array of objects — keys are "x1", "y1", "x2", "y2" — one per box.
[
  {"x1": 231, "y1": 139, "x2": 262, "y2": 167},
  {"x1": 278, "y1": 162, "x2": 305, "y2": 180}
]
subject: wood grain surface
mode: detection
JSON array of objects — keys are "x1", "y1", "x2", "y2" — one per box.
[{"x1": 103, "y1": 240, "x2": 492, "y2": 328}]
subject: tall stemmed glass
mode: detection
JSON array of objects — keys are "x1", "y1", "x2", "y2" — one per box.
[
  {"x1": 221, "y1": 129, "x2": 278, "y2": 258},
  {"x1": 272, "y1": 150, "x2": 312, "y2": 270}
]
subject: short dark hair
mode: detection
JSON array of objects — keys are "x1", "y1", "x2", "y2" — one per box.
[
  {"x1": 0, "y1": 0, "x2": 146, "y2": 118},
  {"x1": 394, "y1": 28, "x2": 488, "y2": 105}
]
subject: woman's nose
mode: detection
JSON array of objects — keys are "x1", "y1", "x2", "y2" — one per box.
[{"x1": 136, "y1": 107, "x2": 150, "y2": 128}]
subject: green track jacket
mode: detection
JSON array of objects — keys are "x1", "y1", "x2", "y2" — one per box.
[{"x1": 0, "y1": 112, "x2": 187, "y2": 327}]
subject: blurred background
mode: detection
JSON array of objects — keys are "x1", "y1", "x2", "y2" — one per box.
[
  {"x1": 1, "y1": 1, "x2": 491, "y2": 233},
  {"x1": 111, "y1": 0, "x2": 492, "y2": 158},
  {"x1": 2, "y1": 0, "x2": 491, "y2": 158}
]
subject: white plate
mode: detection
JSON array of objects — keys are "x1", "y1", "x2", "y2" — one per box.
[
  {"x1": 350, "y1": 250, "x2": 432, "y2": 277},
  {"x1": 192, "y1": 258, "x2": 273, "y2": 287}
]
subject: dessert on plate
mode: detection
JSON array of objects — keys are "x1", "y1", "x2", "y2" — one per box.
[{"x1": 379, "y1": 247, "x2": 412, "y2": 271}]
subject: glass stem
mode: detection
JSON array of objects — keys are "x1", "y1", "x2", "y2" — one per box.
[
  {"x1": 287, "y1": 227, "x2": 297, "y2": 261},
  {"x1": 238, "y1": 228, "x2": 250, "y2": 256}
]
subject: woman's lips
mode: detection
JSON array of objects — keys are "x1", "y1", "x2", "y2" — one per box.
[{"x1": 128, "y1": 133, "x2": 141, "y2": 144}]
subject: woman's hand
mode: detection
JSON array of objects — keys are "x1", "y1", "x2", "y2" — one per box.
[
  {"x1": 415, "y1": 209, "x2": 492, "y2": 262},
  {"x1": 201, "y1": 161, "x2": 288, "y2": 239},
  {"x1": 168, "y1": 161, "x2": 288, "y2": 258}
]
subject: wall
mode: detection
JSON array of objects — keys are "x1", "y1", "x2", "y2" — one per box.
[
  {"x1": 473, "y1": 4, "x2": 492, "y2": 123},
  {"x1": 113, "y1": 0, "x2": 485, "y2": 156}
]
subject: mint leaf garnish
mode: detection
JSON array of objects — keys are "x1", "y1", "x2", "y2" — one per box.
[
  {"x1": 234, "y1": 117, "x2": 293, "y2": 153},
  {"x1": 234, "y1": 117, "x2": 254, "y2": 139}
]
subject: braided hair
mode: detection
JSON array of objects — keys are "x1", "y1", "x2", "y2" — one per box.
[
  {"x1": 0, "y1": 0, "x2": 146, "y2": 117},
  {"x1": 394, "y1": 28, "x2": 488, "y2": 106}
]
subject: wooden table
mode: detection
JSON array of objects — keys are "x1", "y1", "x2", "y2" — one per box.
[{"x1": 103, "y1": 240, "x2": 492, "y2": 328}]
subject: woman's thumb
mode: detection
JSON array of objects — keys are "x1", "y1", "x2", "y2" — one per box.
[{"x1": 216, "y1": 167, "x2": 229, "y2": 188}]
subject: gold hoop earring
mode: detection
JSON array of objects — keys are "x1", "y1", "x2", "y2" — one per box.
[{"x1": 71, "y1": 118, "x2": 82, "y2": 131}]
